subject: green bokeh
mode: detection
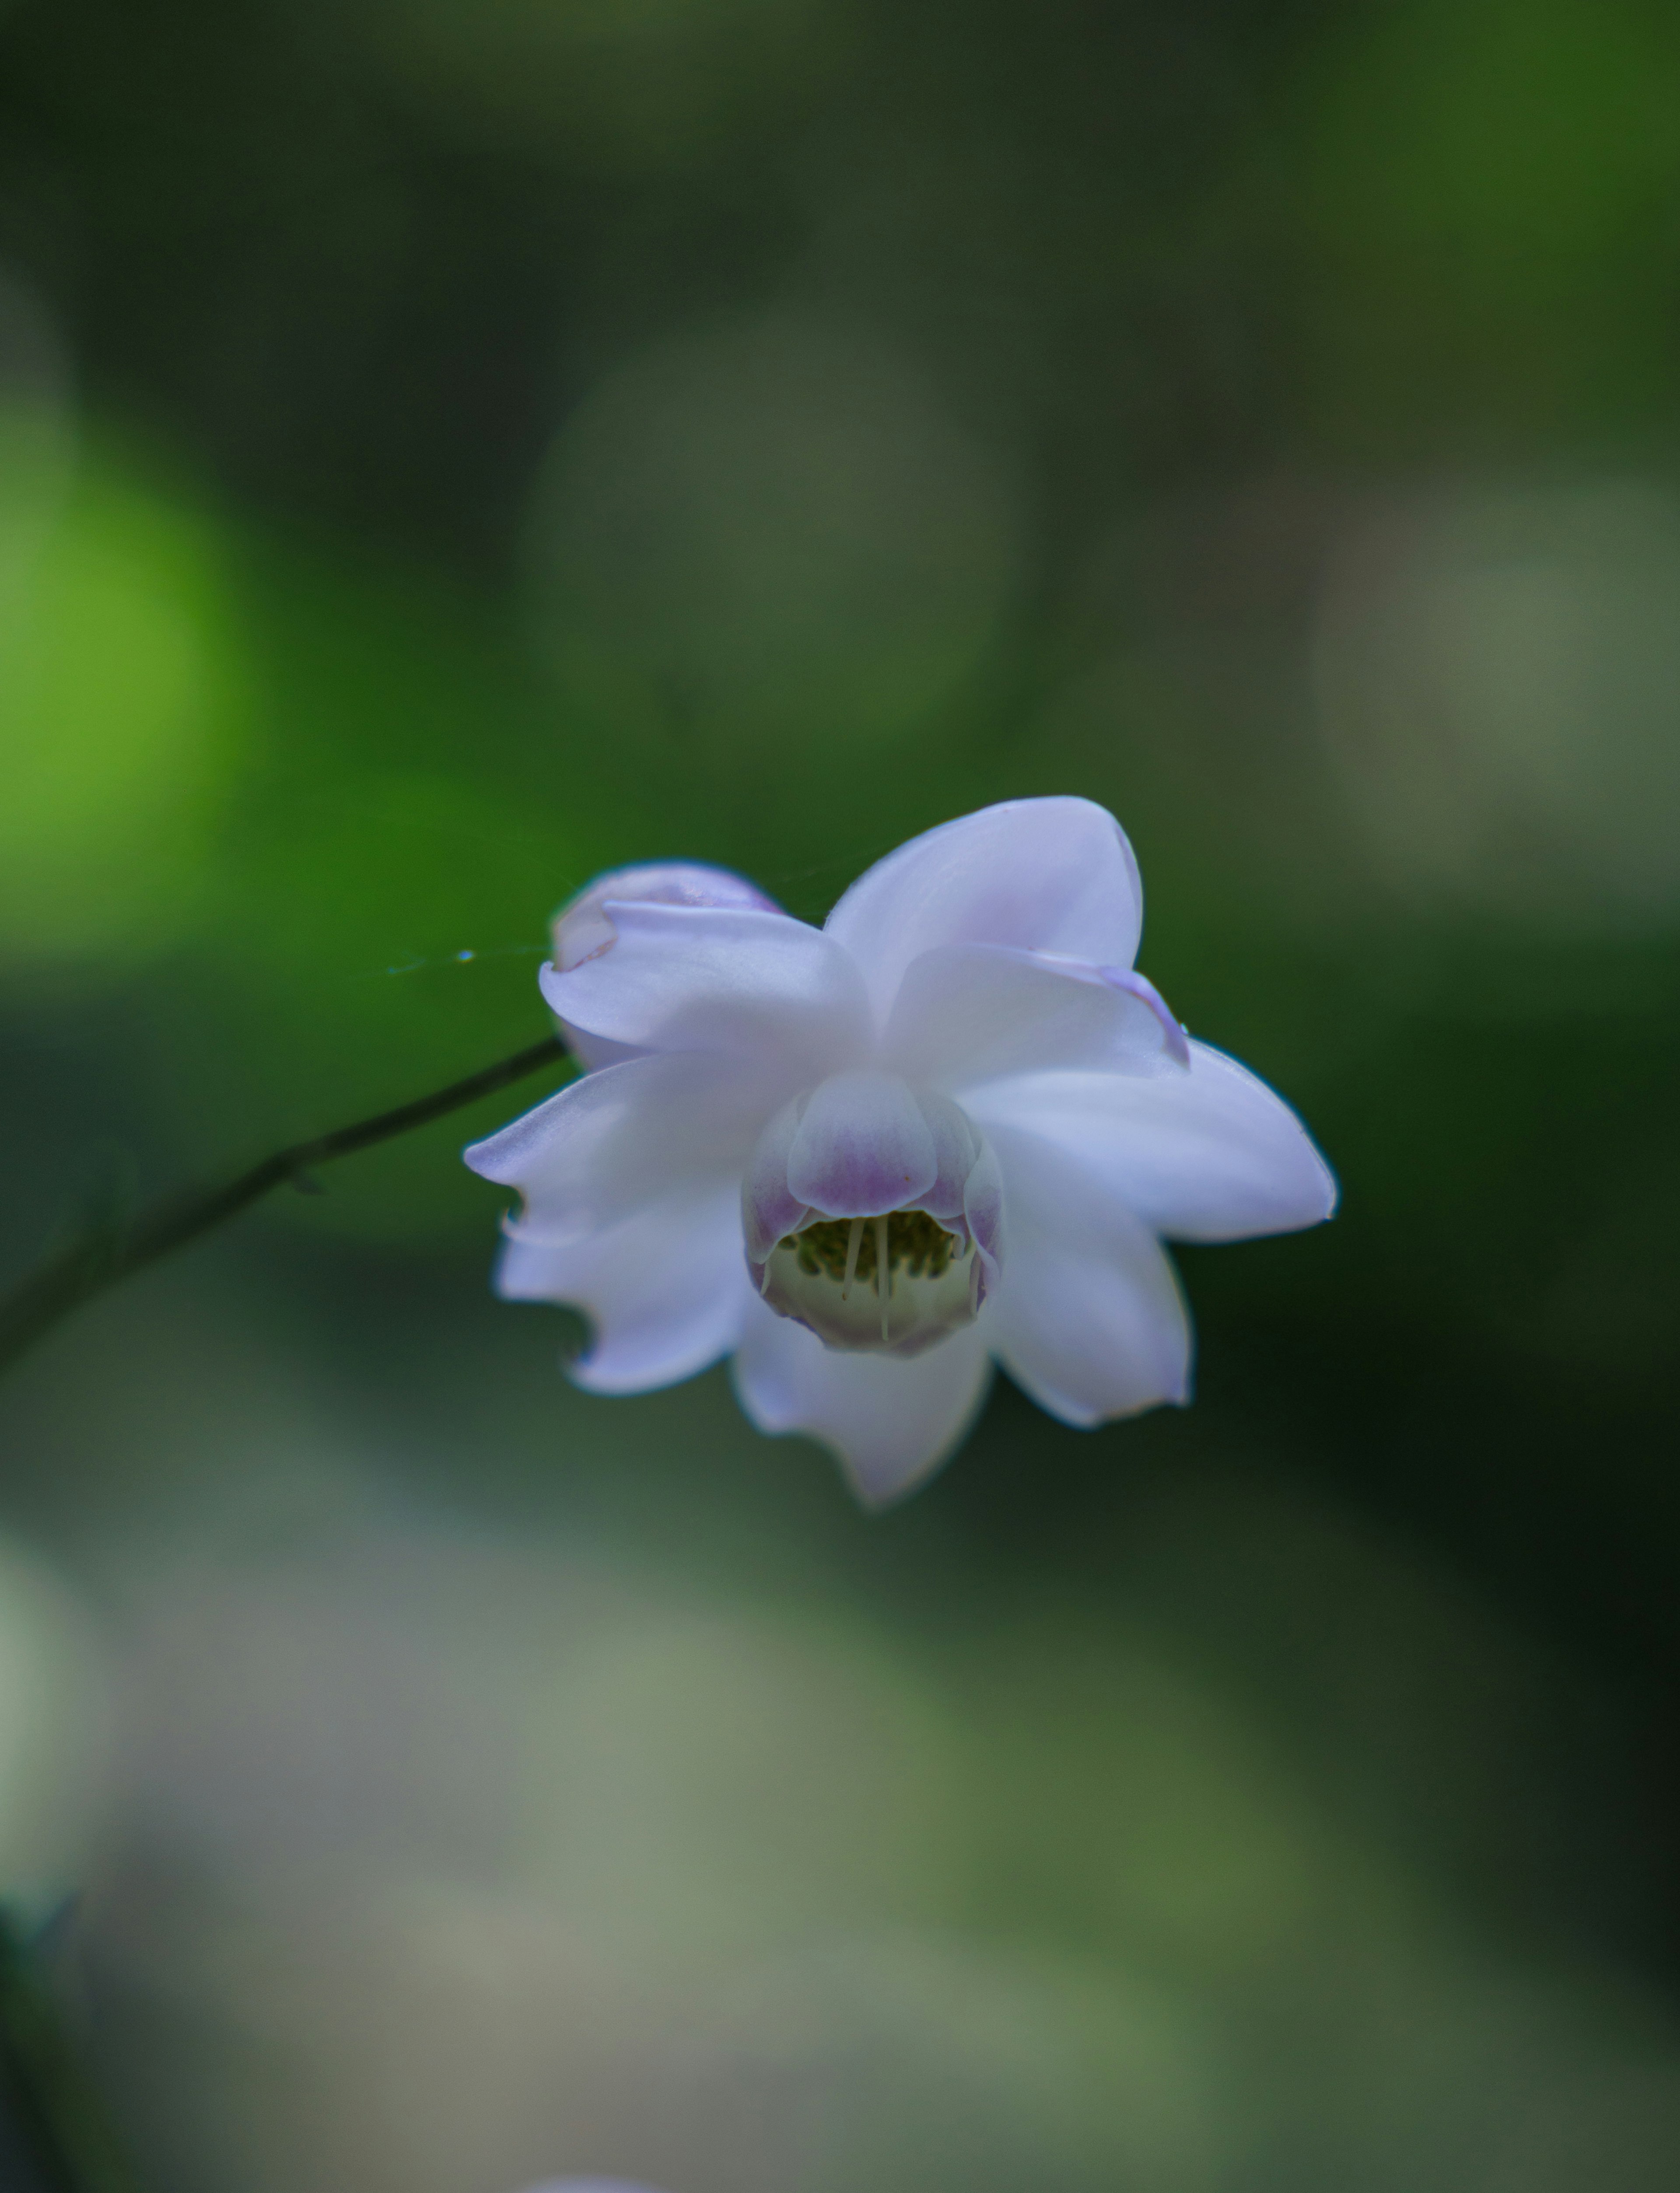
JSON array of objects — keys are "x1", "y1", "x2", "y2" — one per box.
[
  {"x1": 1, "y1": 0, "x2": 1679, "y2": 2186},
  {"x1": 0, "y1": 445, "x2": 246, "y2": 969},
  {"x1": 1295, "y1": 0, "x2": 1680, "y2": 436}
]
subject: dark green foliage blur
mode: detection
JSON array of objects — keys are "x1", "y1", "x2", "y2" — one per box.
[{"x1": 2, "y1": 1, "x2": 1680, "y2": 2189}]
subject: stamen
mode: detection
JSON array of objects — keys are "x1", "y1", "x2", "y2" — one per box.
[
  {"x1": 841, "y1": 1214, "x2": 864, "y2": 1299},
  {"x1": 762, "y1": 1210, "x2": 979, "y2": 1357}
]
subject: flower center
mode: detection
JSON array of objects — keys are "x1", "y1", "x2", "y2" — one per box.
[
  {"x1": 792, "y1": 1209, "x2": 960, "y2": 1287},
  {"x1": 760, "y1": 1208, "x2": 981, "y2": 1357}
]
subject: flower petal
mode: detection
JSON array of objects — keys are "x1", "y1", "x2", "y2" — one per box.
[
  {"x1": 540, "y1": 904, "x2": 870, "y2": 1077},
  {"x1": 911, "y1": 1089, "x2": 987, "y2": 1224},
  {"x1": 883, "y1": 943, "x2": 1187, "y2": 1090},
  {"x1": 967, "y1": 1042, "x2": 1337, "y2": 1242},
  {"x1": 786, "y1": 1071, "x2": 938, "y2": 1218},
  {"x1": 553, "y1": 859, "x2": 780, "y2": 970},
  {"x1": 547, "y1": 866, "x2": 781, "y2": 1070},
  {"x1": 962, "y1": 1135, "x2": 1004, "y2": 1300},
  {"x1": 464, "y1": 1052, "x2": 775, "y2": 1238},
  {"x1": 824, "y1": 797, "x2": 1144, "y2": 1021},
  {"x1": 983, "y1": 1123, "x2": 1192, "y2": 1427},
  {"x1": 733, "y1": 1299, "x2": 993, "y2": 1505},
  {"x1": 741, "y1": 1093, "x2": 812, "y2": 1262},
  {"x1": 497, "y1": 1182, "x2": 750, "y2": 1395}
]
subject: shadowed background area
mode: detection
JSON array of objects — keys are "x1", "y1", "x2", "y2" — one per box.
[{"x1": 1, "y1": 0, "x2": 1679, "y2": 2187}]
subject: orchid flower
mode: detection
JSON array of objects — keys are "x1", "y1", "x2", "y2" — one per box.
[{"x1": 466, "y1": 799, "x2": 1335, "y2": 1504}]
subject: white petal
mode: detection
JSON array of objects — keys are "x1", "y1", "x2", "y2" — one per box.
[
  {"x1": 548, "y1": 1019, "x2": 647, "y2": 1074},
  {"x1": 883, "y1": 942, "x2": 1187, "y2": 1090},
  {"x1": 824, "y1": 797, "x2": 1144, "y2": 1021},
  {"x1": 497, "y1": 1182, "x2": 751, "y2": 1395},
  {"x1": 786, "y1": 1071, "x2": 938, "y2": 1217},
  {"x1": 741, "y1": 1094, "x2": 811, "y2": 1262},
  {"x1": 549, "y1": 865, "x2": 782, "y2": 1073},
  {"x1": 553, "y1": 859, "x2": 780, "y2": 970},
  {"x1": 540, "y1": 903, "x2": 870, "y2": 1077},
  {"x1": 983, "y1": 1123, "x2": 1192, "y2": 1427},
  {"x1": 962, "y1": 1133, "x2": 1004, "y2": 1293},
  {"x1": 913, "y1": 1089, "x2": 987, "y2": 1223},
  {"x1": 464, "y1": 1052, "x2": 774, "y2": 1238},
  {"x1": 733, "y1": 1298, "x2": 992, "y2": 1505},
  {"x1": 967, "y1": 1042, "x2": 1337, "y2": 1242}
]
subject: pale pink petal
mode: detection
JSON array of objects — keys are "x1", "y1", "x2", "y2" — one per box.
[
  {"x1": 883, "y1": 943, "x2": 1187, "y2": 1091},
  {"x1": 967, "y1": 1042, "x2": 1337, "y2": 1243},
  {"x1": 498, "y1": 1182, "x2": 750, "y2": 1395},
  {"x1": 540, "y1": 904, "x2": 870, "y2": 1078},
  {"x1": 786, "y1": 1071, "x2": 938, "y2": 1217},
  {"x1": 983, "y1": 1123, "x2": 1191, "y2": 1426},
  {"x1": 733, "y1": 1299, "x2": 992, "y2": 1505},
  {"x1": 824, "y1": 797, "x2": 1144, "y2": 1021},
  {"x1": 465, "y1": 1053, "x2": 779, "y2": 1239}
]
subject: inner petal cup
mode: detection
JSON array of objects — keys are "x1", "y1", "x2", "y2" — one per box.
[
  {"x1": 761, "y1": 1208, "x2": 982, "y2": 1356},
  {"x1": 786, "y1": 1071, "x2": 939, "y2": 1216},
  {"x1": 748, "y1": 1076, "x2": 1001, "y2": 1357}
]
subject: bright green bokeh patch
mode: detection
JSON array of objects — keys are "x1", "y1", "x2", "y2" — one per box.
[{"x1": 0, "y1": 445, "x2": 245, "y2": 968}]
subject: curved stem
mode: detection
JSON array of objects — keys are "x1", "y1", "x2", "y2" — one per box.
[{"x1": 0, "y1": 1032, "x2": 570, "y2": 1380}]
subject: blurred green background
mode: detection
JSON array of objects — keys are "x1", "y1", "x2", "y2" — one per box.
[{"x1": 2, "y1": 0, "x2": 1680, "y2": 2187}]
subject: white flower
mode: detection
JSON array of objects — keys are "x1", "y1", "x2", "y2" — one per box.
[{"x1": 466, "y1": 799, "x2": 1336, "y2": 1505}]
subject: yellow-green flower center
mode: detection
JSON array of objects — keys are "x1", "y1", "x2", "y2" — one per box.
[
  {"x1": 760, "y1": 1207, "x2": 979, "y2": 1356},
  {"x1": 784, "y1": 1209, "x2": 960, "y2": 1286}
]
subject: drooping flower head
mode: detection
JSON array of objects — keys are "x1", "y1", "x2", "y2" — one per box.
[{"x1": 467, "y1": 800, "x2": 1335, "y2": 1504}]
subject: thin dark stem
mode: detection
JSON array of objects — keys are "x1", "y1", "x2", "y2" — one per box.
[{"x1": 0, "y1": 1033, "x2": 570, "y2": 1380}]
